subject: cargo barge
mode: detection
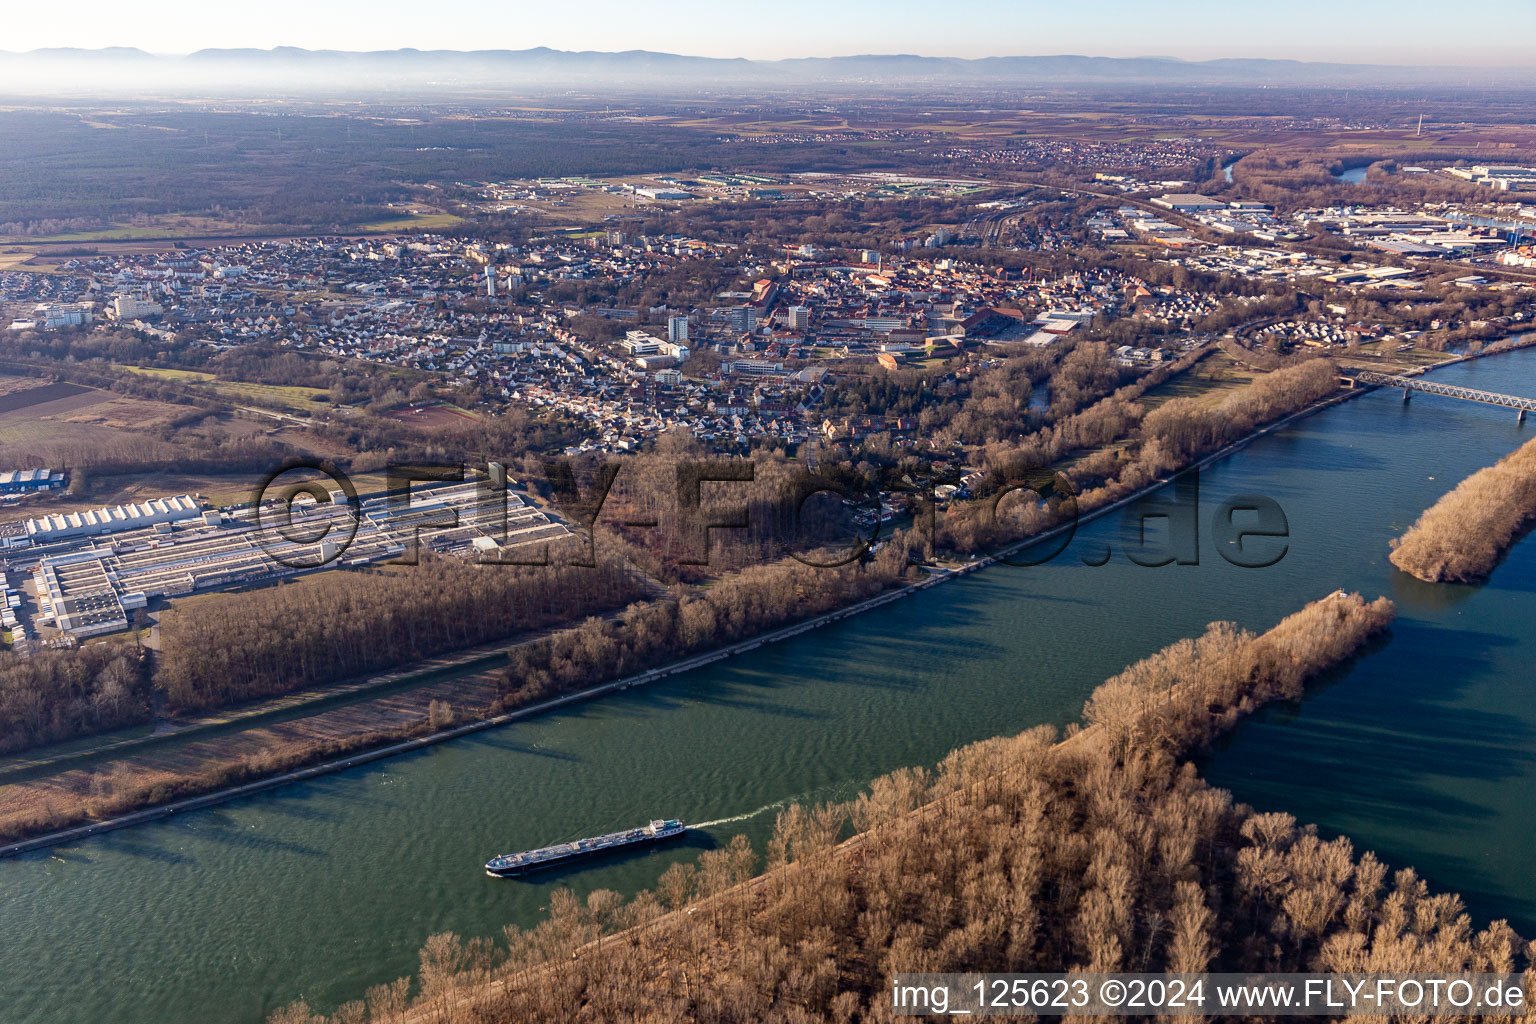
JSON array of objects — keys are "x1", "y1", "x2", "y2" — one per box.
[{"x1": 485, "y1": 819, "x2": 686, "y2": 877}]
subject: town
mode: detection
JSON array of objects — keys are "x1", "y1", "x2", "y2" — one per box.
[{"x1": 5, "y1": 164, "x2": 1534, "y2": 466}]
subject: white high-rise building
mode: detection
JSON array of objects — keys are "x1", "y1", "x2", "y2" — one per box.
[
  {"x1": 787, "y1": 306, "x2": 811, "y2": 330},
  {"x1": 485, "y1": 266, "x2": 496, "y2": 298},
  {"x1": 668, "y1": 315, "x2": 689, "y2": 343},
  {"x1": 112, "y1": 295, "x2": 163, "y2": 320}
]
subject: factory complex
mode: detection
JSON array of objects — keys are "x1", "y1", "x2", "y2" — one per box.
[{"x1": 12, "y1": 476, "x2": 569, "y2": 640}]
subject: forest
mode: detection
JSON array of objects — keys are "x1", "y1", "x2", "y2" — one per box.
[
  {"x1": 262, "y1": 592, "x2": 1473, "y2": 1024},
  {"x1": 938, "y1": 357, "x2": 1340, "y2": 554},
  {"x1": 157, "y1": 556, "x2": 644, "y2": 711},
  {"x1": 1389, "y1": 434, "x2": 1536, "y2": 583},
  {"x1": 0, "y1": 642, "x2": 150, "y2": 755},
  {"x1": 0, "y1": 109, "x2": 919, "y2": 237}
]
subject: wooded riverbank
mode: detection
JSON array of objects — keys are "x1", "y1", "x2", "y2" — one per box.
[
  {"x1": 1390, "y1": 434, "x2": 1536, "y2": 583},
  {"x1": 264, "y1": 592, "x2": 1446, "y2": 1024}
]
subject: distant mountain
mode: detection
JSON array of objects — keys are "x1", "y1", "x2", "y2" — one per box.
[{"x1": 0, "y1": 46, "x2": 1531, "y2": 95}]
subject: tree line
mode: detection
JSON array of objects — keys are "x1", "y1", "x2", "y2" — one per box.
[
  {"x1": 157, "y1": 557, "x2": 643, "y2": 712},
  {"x1": 939, "y1": 358, "x2": 1339, "y2": 555},
  {"x1": 495, "y1": 541, "x2": 913, "y2": 712},
  {"x1": 1140, "y1": 358, "x2": 1340, "y2": 464},
  {"x1": 1390, "y1": 434, "x2": 1536, "y2": 583}
]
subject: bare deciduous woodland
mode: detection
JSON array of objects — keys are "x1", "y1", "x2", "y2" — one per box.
[
  {"x1": 158, "y1": 557, "x2": 643, "y2": 710},
  {"x1": 940, "y1": 359, "x2": 1340, "y2": 554},
  {"x1": 1389, "y1": 435, "x2": 1536, "y2": 583},
  {"x1": 0, "y1": 642, "x2": 149, "y2": 754},
  {"x1": 496, "y1": 543, "x2": 914, "y2": 710}
]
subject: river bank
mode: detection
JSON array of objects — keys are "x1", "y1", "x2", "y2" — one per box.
[
  {"x1": 368, "y1": 591, "x2": 1400, "y2": 1024},
  {"x1": 0, "y1": 365, "x2": 1373, "y2": 856},
  {"x1": 3, "y1": 335, "x2": 1512, "y2": 855},
  {"x1": 11, "y1": 345, "x2": 1536, "y2": 1024}
]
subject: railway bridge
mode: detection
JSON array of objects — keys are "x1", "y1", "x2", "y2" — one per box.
[{"x1": 1341, "y1": 369, "x2": 1536, "y2": 423}]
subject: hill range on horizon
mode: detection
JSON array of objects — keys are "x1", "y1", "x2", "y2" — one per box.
[{"x1": 2, "y1": 45, "x2": 1533, "y2": 95}]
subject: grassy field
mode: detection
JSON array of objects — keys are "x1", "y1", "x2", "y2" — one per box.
[
  {"x1": 114, "y1": 365, "x2": 329, "y2": 410},
  {"x1": 215, "y1": 380, "x2": 329, "y2": 409},
  {"x1": 357, "y1": 210, "x2": 464, "y2": 232},
  {"x1": 1138, "y1": 350, "x2": 1257, "y2": 410}
]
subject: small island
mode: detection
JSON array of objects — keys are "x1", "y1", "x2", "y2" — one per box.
[{"x1": 1390, "y1": 435, "x2": 1536, "y2": 582}]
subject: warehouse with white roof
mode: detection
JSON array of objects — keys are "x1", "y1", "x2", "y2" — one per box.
[{"x1": 24, "y1": 495, "x2": 202, "y2": 542}]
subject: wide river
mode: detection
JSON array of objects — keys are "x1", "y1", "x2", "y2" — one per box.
[{"x1": 8, "y1": 347, "x2": 1536, "y2": 1022}]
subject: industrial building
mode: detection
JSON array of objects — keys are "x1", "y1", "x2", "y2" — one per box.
[
  {"x1": 23, "y1": 478, "x2": 571, "y2": 639},
  {"x1": 1445, "y1": 164, "x2": 1536, "y2": 192},
  {"x1": 24, "y1": 495, "x2": 202, "y2": 543},
  {"x1": 632, "y1": 186, "x2": 691, "y2": 200},
  {"x1": 34, "y1": 555, "x2": 136, "y2": 639},
  {"x1": 0, "y1": 468, "x2": 66, "y2": 495},
  {"x1": 1152, "y1": 193, "x2": 1229, "y2": 212}
]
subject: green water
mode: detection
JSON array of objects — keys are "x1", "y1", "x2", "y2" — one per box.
[{"x1": 7, "y1": 347, "x2": 1536, "y2": 1022}]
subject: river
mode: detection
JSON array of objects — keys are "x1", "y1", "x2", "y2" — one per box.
[
  {"x1": 8, "y1": 347, "x2": 1536, "y2": 1022},
  {"x1": 1446, "y1": 213, "x2": 1534, "y2": 242}
]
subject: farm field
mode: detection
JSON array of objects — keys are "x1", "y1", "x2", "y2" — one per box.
[
  {"x1": 0, "y1": 379, "x2": 93, "y2": 412},
  {"x1": 381, "y1": 403, "x2": 481, "y2": 429},
  {"x1": 114, "y1": 365, "x2": 330, "y2": 410},
  {"x1": 0, "y1": 387, "x2": 186, "y2": 455}
]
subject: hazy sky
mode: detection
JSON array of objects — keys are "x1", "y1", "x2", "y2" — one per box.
[{"x1": 8, "y1": 0, "x2": 1534, "y2": 66}]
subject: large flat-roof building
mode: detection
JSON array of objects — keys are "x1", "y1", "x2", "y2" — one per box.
[
  {"x1": 25, "y1": 495, "x2": 201, "y2": 543},
  {"x1": 1152, "y1": 193, "x2": 1229, "y2": 212},
  {"x1": 1445, "y1": 165, "x2": 1536, "y2": 191},
  {"x1": 21, "y1": 479, "x2": 572, "y2": 638}
]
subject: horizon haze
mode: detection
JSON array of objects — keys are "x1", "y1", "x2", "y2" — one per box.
[{"x1": 3, "y1": 0, "x2": 1534, "y2": 66}]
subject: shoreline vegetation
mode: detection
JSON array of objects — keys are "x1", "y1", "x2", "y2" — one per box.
[
  {"x1": 0, "y1": 360, "x2": 1360, "y2": 852},
  {"x1": 2, "y1": 342, "x2": 1522, "y2": 851},
  {"x1": 0, "y1": 553, "x2": 912, "y2": 851},
  {"x1": 266, "y1": 592, "x2": 1448, "y2": 1024},
  {"x1": 1389, "y1": 434, "x2": 1536, "y2": 583}
]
